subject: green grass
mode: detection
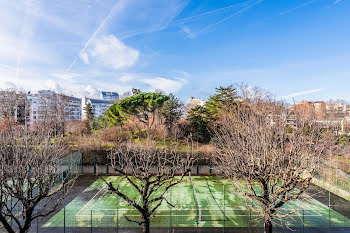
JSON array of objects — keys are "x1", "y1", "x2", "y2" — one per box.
[{"x1": 43, "y1": 176, "x2": 350, "y2": 228}]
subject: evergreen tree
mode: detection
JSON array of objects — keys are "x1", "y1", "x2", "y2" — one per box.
[
  {"x1": 186, "y1": 85, "x2": 238, "y2": 142},
  {"x1": 105, "y1": 92, "x2": 169, "y2": 130},
  {"x1": 83, "y1": 102, "x2": 96, "y2": 130},
  {"x1": 160, "y1": 94, "x2": 183, "y2": 134},
  {"x1": 205, "y1": 85, "x2": 238, "y2": 121}
]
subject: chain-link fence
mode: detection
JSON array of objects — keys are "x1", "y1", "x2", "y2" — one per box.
[
  {"x1": 313, "y1": 159, "x2": 350, "y2": 201},
  {"x1": 0, "y1": 151, "x2": 83, "y2": 233},
  {"x1": 4, "y1": 206, "x2": 349, "y2": 233}
]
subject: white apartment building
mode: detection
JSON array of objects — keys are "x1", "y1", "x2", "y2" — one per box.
[
  {"x1": 2, "y1": 90, "x2": 118, "y2": 126},
  {"x1": 81, "y1": 97, "x2": 115, "y2": 120},
  {"x1": 182, "y1": 97, "x2": 206, "y2": 118},
  {"x1": 27, "y1": 90, "x2": 82, "y2": 126}
]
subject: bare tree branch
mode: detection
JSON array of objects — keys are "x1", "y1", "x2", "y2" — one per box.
[
  {"x1": 213, "y1": 90, "x2": 337, "y2": 233},
  {"x1": 103, "y1": 141, "x2": 193, "y2": 233}
]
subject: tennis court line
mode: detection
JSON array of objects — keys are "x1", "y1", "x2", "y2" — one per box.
[
  {"x1": 75, "y1": 184, "x2": 107, "y2": 217},
  {"x1": 76, "y1": 182, "x2": 143, "y2": 217},
  {"x1": 205, "y1": 177, "x2": 229, "y2": 221}
]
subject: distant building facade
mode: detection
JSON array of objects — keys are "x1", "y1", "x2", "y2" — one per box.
[
  {"x1": 182, "y1": 97, "x2": 206, "y2": 118},
  {"x1": 27, "y1": 90, "x2": 82, "y2": 126},
  {"x1": 289, "y1": 100, "x2": 350, "y2": 132},
  {"x1": 0, "y1": 89, "x2": 120, "y2": 127},
  {"x1": 81, "y1": 97, "x2": 115, "y2": 120},
  {"x1": 100, "y1": 91, "x2": 119, "y2": 101},
  {"x1": 0, "y1": 90, "x2": 27, "y2": 125}
]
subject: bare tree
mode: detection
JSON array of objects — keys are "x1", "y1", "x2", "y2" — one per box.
[
  {"x1": 0, "y1": 89, "x2": 28, "y2": 131},
  {"x1": 32, "y1": 91, "x2": 70, "y2": 135},
  {"x1": 0, "y1": 129, "x2": 74, "y2": 233},
  {"x1": 104, "y1": 142, "x2": 193, "y2": 233},
  {"x1": 214, "y1": 97, "x2": 337, "y2": 233}
]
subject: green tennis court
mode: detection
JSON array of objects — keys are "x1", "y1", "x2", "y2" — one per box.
[{"x1": 43, "y1": 176, "x2": 350, "y2": 228}]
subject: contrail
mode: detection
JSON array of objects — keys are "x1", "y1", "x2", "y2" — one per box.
[
  {"x1": 279, "y1": 0, "x2": 316, "y2": 16},
  {"x1": 280, "y1": 88, "x2": 325, "y2": 99},
  {"x1": 198, "y1": 0, "x2": 263, "y2": 35},
  {"x1": 174, "y1": 0, "x2": 253, "y2": 23},
  {"x1": 66, "y1": 0, "x2": 125, "y2": 72}
]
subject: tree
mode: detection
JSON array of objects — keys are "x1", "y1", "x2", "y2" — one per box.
[
  {"x1": 104, "y1": 142, "x2": 193, "y2": 233},
  {"x1": 160, "y1": 94, "x2": 183, "y2": 134},
  {"x1": 0, "y1": 130, "x2": 74, "y2": 233},
  {"x1": 104, "y1": 104, "x2": 126, "y2": 126},
  {"x1": 51, "y1": 93, "x2": 70, "y2": 135},
  {"x1": 187, "y1": 105, "x2": 211, "y2": 143},
  {"x1": 205, "y1": 85, "x2": 238, "y2": 121},
  {"x1": 83, "y1": 102, "x2": 95, "y2": 130},
  {"x1": 105, "y1": 92, "x2": 169, "y2": 131},
  {"x1": 185, "y1": 85, "x2": 238, "y2": 143},
  {"x1": 0, "y1": 89, "x2": 28, "y2": 131},
  {"x1": 214, "y1": 98, "x2": 336, "y2": 233},
  {"x1": 31, "y1": 91, "x2": 70, "y2": 135},
  {"x1": 132, "y1": 88, "x2": 141, "y2": 95}
]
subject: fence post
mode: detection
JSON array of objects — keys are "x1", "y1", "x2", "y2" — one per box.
[
  {"x1": 37, "y1": 210, "x2": 39, "y2": 233},
  {"x1": 335, "y1": 164, "x2": 338, "y2": 190},
  {"x1": 117, "y1": 195, "x2": 119, "y2": 233},
  {"x1": 328, "y1": 184, "x2": 331, "y2": 233},
  {"x1": 106, "y1": 163, "x2": 109, "y2": 174},
  {"x1": 63, "y1": 206, "x2": 66, "y2": 233},
  {"x1": 302, "y1": 209, "x2": 304, "y2": 233},
  {"x1": 249, "y1": 209, "x2": 251, "y2": 233},
  {"x1": 170, "y1": 186, "x2": 172, "y2": 232},
  {"x1": 91, "y1": 210, "x2": 93, "y2": 233},
  {"x1": 223, "y1": 184, "x2": 225, "y2": 233},
  {"x1": 10, "y1": 196, "x2": 12, "y2": 227},
  {"x1": 94, "y1": 163, "x2": 96, "y2": 175},
  {"x1": 196, "y1": 162, "x2": 199, "y2": 175}
]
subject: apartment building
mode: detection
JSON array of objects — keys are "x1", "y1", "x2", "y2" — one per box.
[
  {"x1": 100, "y1": 91, "x2": 119, "y2": 101},
  {"x1": 81, "y1": 97, "x2": 115, "y2": 120},
  {"x1": 27, "y1": 90, "x2": 82, "y2": 126},
  {"x1": 289, "y1": 100, "x2": 350, "y2": 132},
  {"x1": 0, "y1": 89, "x2": 120, "y2": 126},
  {"x1": 0, "y1": 90, "x2": 28, "y2": 125},
  {"x1": 182, "y1": 97, "x2": 206, "y2": 118}
]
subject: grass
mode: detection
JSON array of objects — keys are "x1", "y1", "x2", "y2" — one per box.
[{"x1": 43, "y1": 176, "x2": 350, "y2": 228}]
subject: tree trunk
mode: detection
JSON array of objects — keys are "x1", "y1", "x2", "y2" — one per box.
[
  {"x1": 20, "y1": 226, "x2": 31, "y2": 233},
  {"x1": 264, "y1": 218, "x2": 272, "y2": 233},
  {"x1": 142, "y1": 218, "x2": 150, "y2": 233},
  {"x1": 0, "y1": 214, "x2": 16, "y2": 233}
]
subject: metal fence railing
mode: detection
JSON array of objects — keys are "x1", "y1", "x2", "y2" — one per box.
[
  {"x1": 0, "y1": 151, "x2": 83, "y2": 233},
  {"x1": 3, "y1": 206, "x2": 348, "y2": 233},
  {"x1": 313, "y1": 159, "x2": 350, "y2": 201}
]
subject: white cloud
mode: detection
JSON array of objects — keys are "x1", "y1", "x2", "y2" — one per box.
[
  {"x1": 82, "y1": 35, "x2": 139, "y2": 70},
  {"x1": 0, "y1": 81, "x2": 17, "y2": 90},
  {"x1": 51, "y1": 72, "x2": 79, "y2": 80},
  {"x1": 142, "y1": 77, "x2": 187, "y2": 93},
  {"x1": 172, "y1": 70, "x2": 191, "y2": 78},
  {"x1": 280, "y1": 88, "x2": 324, "y2": 99},
  {"x1": 78, "y1": 85, "x2": 100, "y2": 98},
  {"x1": 44, "y1": 79, "x2": 63, "y2": 92},
  {"x1": 182, "y1": 26, "x2": 196, "y2": 39},
  {"x1": 119, "y1": 74, "x2": 135, "y2": 83},
  {"x1": 334, "y1": 0, "x2": 343, "y2": 4}
]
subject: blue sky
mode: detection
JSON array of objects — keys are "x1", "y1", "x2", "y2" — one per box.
[{"x1": 0, "y1": 0, "x2": 349, "y2": 103}]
